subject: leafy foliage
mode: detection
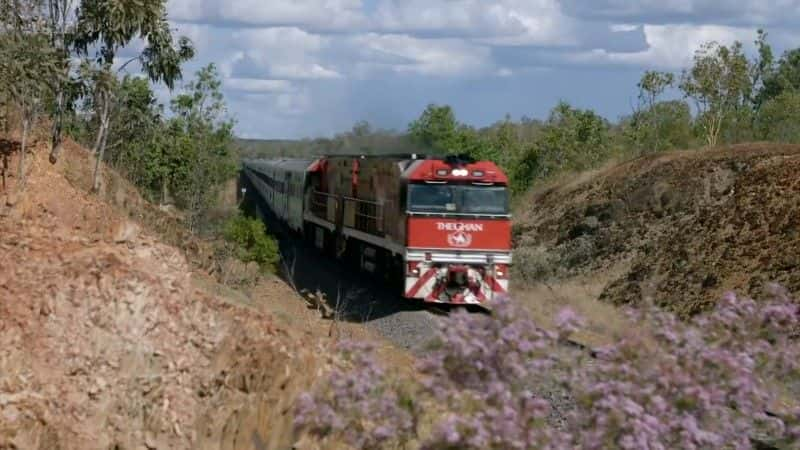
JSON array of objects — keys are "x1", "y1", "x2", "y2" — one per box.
[
  {"x1": 511, "y1": 102, "x2": 612, "y2": 193},
  {"x1": 166, "y1": 63, "x2": 237, "y2": 232},
  {"x1": 68, "y1": 63, "x2": 237, "y2": 233},
  {"x1": 756, "y1": 91, "x2": 800, "y2": 143},
  {"x1": 222, "y1": 213, "x2": 280, "y2": 273},
  {"x1": 759, "y1": 48, "x2": 800, "y2": 106},
  {"x1": 622, "y1": 71, "x2": 692, "y2": 154},
  {"x1": 680, "y1": 41, "x2": 753, "y2": 147},
  {"x1": 0, "y1": 0, "x2": 64, "y2": 183},
  {"x1": 407, "y1": 104, "x2": 461, "y2": 154},
  {"x1": 623, "y1": 100, "x2": 693, "y2": 154},
  {"x1": 70, "y1": 0, "x2": 193, "y2": 190},
  {"x1": 296, "y1": 289, "x2": 800, "y2": 449}
]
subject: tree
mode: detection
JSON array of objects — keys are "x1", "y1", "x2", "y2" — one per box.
[
  {"x1": 101, "y1": 75, "x2": 164, "y2": 192},
  {"x1": 758, "y1": 48, "x2": 800, "y2": 105},
  {"x1": 44, "y1": 0, "x2": 76, "y2": 164},
  {"x1": 679, "y1": 41, "x2": 752, "y2": 147},
  {"x1": 407, "y1": 103, "x2": 491, "y2": 163},
  {"x1": 0, "y1": 0, "x2": 62, "y2": 187},
  {"x1": 623, "y1": 100, "x2": 693, "y2": 154},
  {"x1": 638, "y1": 71, "x2": 675, "y2": 110},
  {"x1": 539, "y1": 101, "x2": 611, "y2": 170},
  {"x1": 623, "y1": 71, "x2": 693, "y2": 154},
  {"x1": 408, "y1": 104, "x2": 460, "y2": 154},
  {"x1": 166, "y1": 63, "x2": 237, "y2": 233},
  {"x1": 756, "y1": 91, "x2": 800, "y2": 143},
  {"x1": 351, "y1": 120, "x2": 373, "y2": 137},
  {"x1": 751, "y1": 29, "x2": 775, "y2": 110},
  {"x1": 623, "y1": 70, "x2": 692, "y2": 154},
  {"x1": 512, "y1": 102, "x2": 611, "y2": 194},
  {"x1": 72, "y1": 0, "x2": 194, "y2": 192}
]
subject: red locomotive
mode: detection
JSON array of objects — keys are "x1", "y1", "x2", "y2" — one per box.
[{"x1": 242, "y1": 153, "x2": 512, "y2": 305}]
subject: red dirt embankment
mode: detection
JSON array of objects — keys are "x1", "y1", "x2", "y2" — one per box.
[
  {"x1": 513, "y1": 143, "x2": 800, "y2": 317},
  {"x1": 0, "y1": 138, "x2": 323, "y2": 449}
]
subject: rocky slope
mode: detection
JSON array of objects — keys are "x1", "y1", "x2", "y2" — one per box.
[
  {"x1": 0, "y1": 137, "x2": 325, "y2": 449},
  {"x1": 513, "y1": 143, "x2": 800, "y2": 317}
]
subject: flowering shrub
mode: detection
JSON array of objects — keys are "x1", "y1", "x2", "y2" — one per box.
[
  {"x1": 294, "y1": 286, "x2": 800, "y2": 449},
  {"x1": 294, "y1": 341, "x2": 419, "y2": 449}
]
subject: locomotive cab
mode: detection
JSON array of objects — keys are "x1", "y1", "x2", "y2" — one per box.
[{"x1": 402, "y1": 155, "x2": 512, "y2": 305}]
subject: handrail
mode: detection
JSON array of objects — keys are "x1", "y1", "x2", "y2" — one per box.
[{"x1": 342, "y1": 196, "x2": 383, "y2": 207}]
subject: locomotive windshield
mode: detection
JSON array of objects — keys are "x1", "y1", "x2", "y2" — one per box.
[{"x1": 407, "y1": 184, "x2": 509, "y2": 215}]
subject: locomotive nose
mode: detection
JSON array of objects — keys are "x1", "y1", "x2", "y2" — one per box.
[
  {"x1": 444, "y1": 265, "x2": 471, "y2": 297},
  {"x1": 447, "y1": 265, "x2": 469, "y2": 286}
]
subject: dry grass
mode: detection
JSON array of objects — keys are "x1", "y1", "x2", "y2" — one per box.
[
  {"x1": 512, "y1": 260, "x2": 638, "y2": 348},
  {"x1": 512, "y1": 155, "x2": 629, "y2": 217}
]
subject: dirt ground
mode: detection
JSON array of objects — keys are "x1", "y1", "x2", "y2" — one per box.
[
  {"x1": 513, "y1": 143, "x2": 800, "y2": 319},
  {"x1": 0, "y1": 136, "x2": 399, "y2": 449}
]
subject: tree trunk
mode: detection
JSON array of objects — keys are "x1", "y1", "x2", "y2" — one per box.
[
  {"x1": 49, "y1": 88, "x2": 65, "y2": 164},
  {"x1": 48, "y1": 0, "x2": 71, "y2": 164},
  {"x1": 92, "y1": 115, "x2": 109, "y2": 192},
  {"x1": 92, "y1": 91, "x2": 111, "y2": 192},
  {"x1": 91, "y1": 116, "x2": 105, "y2": 155},
  {"x1": 161, "y1": 174, "x2": 168, "y2": 205},
  {"x1": 17, "y1": 113, "x2": 29, "y2": 187}
]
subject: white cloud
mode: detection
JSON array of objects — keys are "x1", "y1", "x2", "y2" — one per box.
[
  {"x1": 496, "y1": 67, "x2": 514, "y2": 77},
  {"x1": 373, "y1": 0, "x2": 573, "y2": 45},
  {"x1": 168, "y1": 0, "x2": 366, "y2": 30},
  {"x1": 224, "y1": 78, "x2": 295, "y2": 93},
  {"x1": 231, "y1": 27, "x2": 341, "y2": 79},
  {"x1": 227, "y1": 86, "x2": 313, "y2": 135},
  {"x1": 611, "y1": 24, "x2": 639, "y2": 32},
  {"x1": 568, "y1": 24, "x2": 757, "y2": 69},
  {"x1": 350, "y1": 33, "x2": 493, "y2": 76},
  {"x1": 561, "y1": 0, "x2": 800, "y2": 25}
]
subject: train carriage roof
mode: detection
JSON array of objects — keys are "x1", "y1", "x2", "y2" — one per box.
[{"x1": 243, "y1": 158, "x2": 318, "y2": 175}]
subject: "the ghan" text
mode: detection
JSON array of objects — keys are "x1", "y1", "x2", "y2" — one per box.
[{"x1": 436, "y1": 222, "x2": 484, "y2": 232}]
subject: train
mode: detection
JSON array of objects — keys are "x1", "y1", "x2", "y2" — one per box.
[{"x1": 240, "y1": 153, "x2": 512, "y2": 306}]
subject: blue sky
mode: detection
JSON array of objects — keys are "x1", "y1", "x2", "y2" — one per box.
[{"x1": 157, "y1": 0, "x2": 800, "y2": 139}]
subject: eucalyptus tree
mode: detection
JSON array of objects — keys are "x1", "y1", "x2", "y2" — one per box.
[
  {"x1": 45, "y1": 0, "x2": 76, "y2": 164},
  {"x1": 71, "y1": 0, "x2": 193, "y2": 191},
  {"x1": 624, "y1": 71, "x2": 692, "y2": 154},
  {"x1": 0, "y1": 0, "x2": 62, "y2": 186},
  {"x1": 680, "y1": 41, "x2": 752, "y2": 147},
  {"x1": 166, "y1": 63, "x2": 236, "y2": 233}
]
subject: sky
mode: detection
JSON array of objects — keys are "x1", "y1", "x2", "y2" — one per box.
[{"x1": 152, "y1": 0, "x2": 800, "y2": 139}]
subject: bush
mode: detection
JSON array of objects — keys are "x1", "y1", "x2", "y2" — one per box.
[
  {"x1": 511, "y1": 245, "x2": 556, "y2": 283},
  {"x1": 622, "y1": 100, "x2": 694, "y2": 154},
  {"x1": 222, "y1": 214, "x2": 280, "y2": 273},
  {"x1": 295, "y1": 287, "x2": 800, "y2": 449},
  {"x1": 756, "y1": 91, "x2": 800, "y2": 143}
]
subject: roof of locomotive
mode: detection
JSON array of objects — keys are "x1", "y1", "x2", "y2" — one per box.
[{"x1": 402, "y1": 154, "x2": 508, "y2": 185}]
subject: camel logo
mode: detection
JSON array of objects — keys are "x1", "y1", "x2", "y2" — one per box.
[{"x1": 447, "y1": 230, "x2": 473, "y2": 247}]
